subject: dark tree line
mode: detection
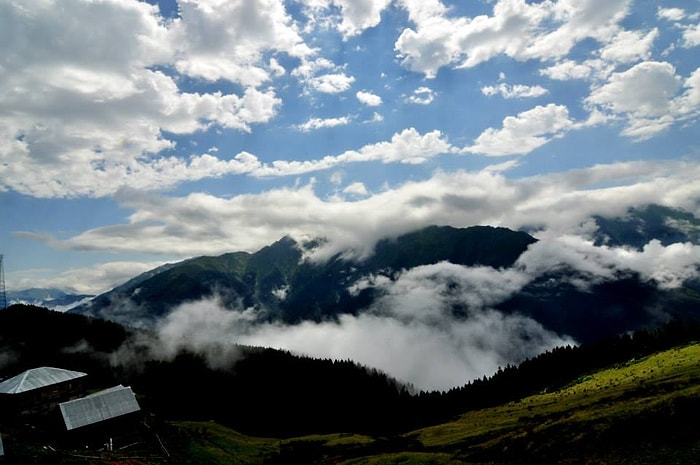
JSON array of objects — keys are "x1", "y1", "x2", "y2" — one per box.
[{"x1": 1, "y1": 304, "x2": 699, "y2": 437}]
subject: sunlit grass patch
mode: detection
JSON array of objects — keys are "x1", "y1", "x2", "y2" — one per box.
[
  {"x1": 283, "y1": 432, "x2": 376, "y2": 447},
  {"x1": 337, "y1": 451, "x2": 464, "y2": 465},
  {"x1": 171, "y1": 421, "x2": 279, "y2": 465},
  {"x1": 412, "y1": 343, "x2": 700, "y2": 449}
]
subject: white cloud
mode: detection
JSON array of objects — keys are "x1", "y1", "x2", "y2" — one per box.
[
  {"x1": 366, "y1": 112, "x2": 384, "y2": 123},
  {"x1": 158, "y1": 230, "x2": 698, "y2": 388},
  {"x1": 356, "y1": 90, "x2": 383, "y2": 106},
  {"x1": 682, "y1": 23, "x2": 700, "y2": 48},
  {"x1": 155, "y1": 272, "x2": 573, "y2": 390},
  {"x1": 296, "y1": 116, "x2": 352, "y2": 132},
  {"x1": 465, "y1": 104, "x2": 574, "y2": 156},
  {"x1": 395, "y1": 0, "x2": 632, "y2": 78},
  {"x1": 309, "y1": 72, "x2": 356, "y2": 93},
  {"x1": 587, "y1": 62, "x2": 681, "y2": 117},
  {"x1": 0, "y1": 0, "x2": 292, "y2": 199},
  {"x1": 298, "y1": 0, "x2": 392, "y2": 38},
  {"x1": 172, "y1": 0, "x2": 313, "y2": 85},
  {"x1": 0, "y1": 125, "x2": 455, "y2": 197},
  {"x1": 253, "y1": 128, "x2": 453, "y2": 176},
  {"x1": 585, "y1": 61, "x2": 697, "y2": 140},
  {"x1": 342, "y1": 182, "x2": 369, "y2": 196},
  {"x1": 657, "y1": 7, "x2": 686, "y2": 22},
  {"x1": 292, "y1": 56, "x2": 337, "y2": 79},
  {"x1": 269, "y1": 57, "x2": 286, "y2": 77},
  {"x1": 7, "y1": 260, "x2": 168, "y2": 295},
  {"x1": 518, "y1": 236, "x2": 700, "y2": 290},
  {"x1": 540, "y1": 60, "x2": 593, "y2": 80},
  {"x1": 481, "y1": 83, "x2": 549, "y2": 99},
  {"x1": 292, "y1": 56, "x2": 359, "y2": 95},
  {"x1": 600, "y1": 28, "x2": 658, "y2": 64},
  {"x1": 674, "y1": 67, "x2": 700, "y2": 117},
  {"x1": 330, "y1": 0, "x2": 393, "y2": 39},
  {"x1": 405, "y1": 87, "x2": 437, "y2": 105},
  {"x1": 32, "y1": 160, "x2": 700, "y2": 261}
]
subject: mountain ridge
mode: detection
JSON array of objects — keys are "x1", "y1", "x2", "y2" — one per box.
[
  {"x1": 73, "y1": 224, "x2": 537, "y2": 325},
  {"x1": 70, "y1": 205, "x2": 700, "y2": 345}
]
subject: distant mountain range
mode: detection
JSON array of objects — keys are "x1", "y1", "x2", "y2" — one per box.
[
  {"x1": 7, "y1": 288, "x2": 93, "y2": 312},
  {"x1": 593, "y1": 203, "x2": 700, "y2": 248},
  {"x1": 68, "y1": 204, "x2": 700, "y2": 343}
]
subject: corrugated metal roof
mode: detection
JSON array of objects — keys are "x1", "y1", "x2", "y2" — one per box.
[
  {"x1": 59, "y1": 385, "x2": 141, "y2": 431},
  {"x1": 0, "y1": 367, "x2": 87, "y2": 394}
]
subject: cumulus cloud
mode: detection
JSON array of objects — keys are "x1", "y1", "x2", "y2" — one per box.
[
  {"x1": 292, "y1": 56, "x2": 358, "y2": 95},
  {"x1": 309, "y1": 72, "x2": 356, "y2": 93},
  {"x1": 405, "y1": 87, "x2": 437, "y2": 105},
  {"x1": 172, "y1": 0, "x2": 312, "y2": 85},
  {"x1": 600, "y1": 28, "x2": 658, "y2": 64},
  {"x1": 0, "y1": 123, "x2": 457, "y2": 196},
  {"x1": 682, "y1": 23, "x2": 700, "y2": 48},
  {"x1": 356, "y1": 90, "x2": 383, "y2": 106},
  {"x1": 481, "y1": 83, "x2": 549, "y2": 99},
  {"x1": 540, "y1": 60, "x2": 594, "y2": 80},
  {"x1": 251, "y1": 128, "x2": 453, "y2": 176},
  {"x1": 395, "y1": 0, "x2": 632, "y2": 78},
  {"x1": 585, "y1": 61, "x2": 700, "y2": 140},
  {"x1": 587, "y1": 62, "x2": 681, "y2": 117},
  {"x1": 296, "y1": 116, "x2": 352, "y2": 132},
  {"x1": 27, "y1": 160, "x2": 700, "y2": 262},
  {"x1": 342, "y1": 182, "x2": 369, "y2": 197},
  {"x1": 465, "y1": 104, "x2": 574, "y2": 156},
  {"x1": 0, "y1": 0, "x2": 298, "y2": 198},
  {"x1": 657, "y1": 7, "x2": 686, "y2": 22},
  {"x1": 302, "y1": 0, "x2": 392, "y2": 39}
]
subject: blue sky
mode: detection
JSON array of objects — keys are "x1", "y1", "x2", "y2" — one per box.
[{"x1": 1, "y1": 0, "x2": 699, "y2": 294}]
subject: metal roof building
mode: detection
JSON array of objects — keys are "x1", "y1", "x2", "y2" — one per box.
[
  {"x1": 0, "y1": 367, "x2": 87, "y2": 394},
  {"x1": 59, "y1": 385, "x2": 141, "y2": 431}
]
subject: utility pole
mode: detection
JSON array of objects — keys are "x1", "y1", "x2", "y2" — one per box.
[{"x1": 0, "y1": 255, "x2": 7, "y2": 310}]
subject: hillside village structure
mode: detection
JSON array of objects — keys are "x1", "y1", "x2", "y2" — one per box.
[
  {"x1": 0, "y1": 367, "x2": 87, "y2": 416},
  {"x1": 59, "y1": 385, "x2": 141, "y2": 431},
  {"x1": 0, "y1": 366, "x2": 141, "y2": 442}
]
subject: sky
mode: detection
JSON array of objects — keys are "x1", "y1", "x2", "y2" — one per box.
[{"x1": 2, "y1": 0, "x2": 700, "y2": 295}]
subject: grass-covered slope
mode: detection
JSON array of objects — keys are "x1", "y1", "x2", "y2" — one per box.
[
  {"x1": 170, "y1": 343, "x2": 700, "y2": 464},
  {"x1": 412, "y1": 343, "x2": 700, "y2": 462},
  {"x1": 2, "y1": 305, "x2": 699, "y2": 464}
]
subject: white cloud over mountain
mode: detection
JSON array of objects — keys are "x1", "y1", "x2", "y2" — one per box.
[
  {"x1": 1, "y1": 0, "x2": 698, "y2": 314},
  {"x1": 29, "y1": 160, "x2": 698, "y2": 268}
]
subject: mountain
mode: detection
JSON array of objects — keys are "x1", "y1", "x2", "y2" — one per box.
[
  {"x1": 72, "y1": 209, "x2": 700, "y2": 344},
  {"x1": 594, "y1": 204, "x2": 700, "y2": 249},
  {"x1": 7, "y1": 288, "x2": 94, "y2": 312},
  {"x1": 73, "y1": 225, "x2": 537, "y2": 326}
]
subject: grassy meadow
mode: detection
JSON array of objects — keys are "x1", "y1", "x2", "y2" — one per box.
[{"x1": 169, "y1": 342, "x2": 700, "y2": 464}]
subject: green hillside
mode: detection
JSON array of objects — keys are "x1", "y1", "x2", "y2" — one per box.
[
  {"x1": 170, "y1": 343, "x2": 700, "y2": 464},
  {"x1": 3, "y1": 303, "x2": 700, "y2": 464},
  {"x1": 160, "y1": 343, "x2": 698, "y2": 464}
]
